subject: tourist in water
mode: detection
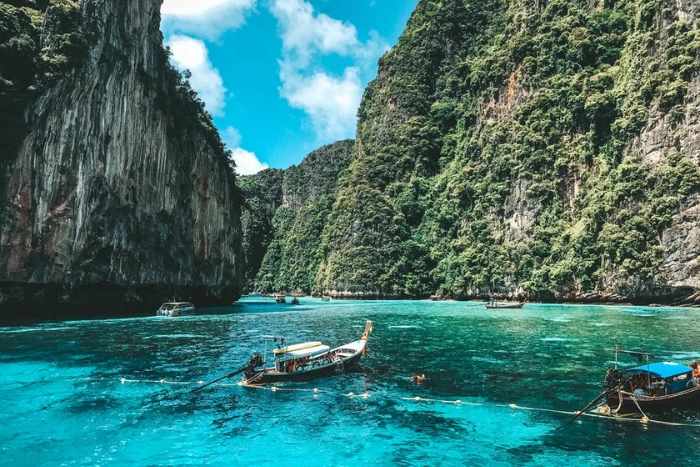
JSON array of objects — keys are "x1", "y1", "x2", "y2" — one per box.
[{"x1": 411, "y1": 374, "x2": 425, "y2": 384}]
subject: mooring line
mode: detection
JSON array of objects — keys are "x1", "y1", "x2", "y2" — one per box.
[{"x1": 107, "y1": 377, "x2": 700, "y2": 427}]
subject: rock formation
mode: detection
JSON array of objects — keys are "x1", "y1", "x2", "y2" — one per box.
[
  {"x1": 0, "y1": 0, "x2": 242, "y2": 317},
  {"x1": 314, "y1": 0, "x2": 700, "y2": 304},
  {"x1": 240, "y1": 140, "x2": 353, "y2": 293}
]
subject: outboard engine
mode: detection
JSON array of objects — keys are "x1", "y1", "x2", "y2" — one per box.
[
  {"x1": 247, "y1": 352, "x2": 263, "y2": 369},
  {"x1": 604, "y1": 367, "x2": 622, "y2": 391}
]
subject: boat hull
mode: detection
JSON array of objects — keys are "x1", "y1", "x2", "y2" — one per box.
[
  {"x1": 485, "y1": 304, "x2": 523, "y2": 309},
  {"x1": 244, "y1": 351, "x2": 363, "y2": 384},
  {"x1": 606, "y1": 386, "x2": 700, "y2": 414}
]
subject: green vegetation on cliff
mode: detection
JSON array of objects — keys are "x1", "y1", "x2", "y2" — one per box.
[
  {"x1": 241, "y1": 140, "x2": 353, "y2": 293},
  {"x1": 314, "y1": 0, "x2": 700, "y2": 301},
  {"x1": 0, "y1": 0, "x2": 241, "y2": 198},
  {"x1": 0, "y1": 0, "x2": 90, "y2": 165}
]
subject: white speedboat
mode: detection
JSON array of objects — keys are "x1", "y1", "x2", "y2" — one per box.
[{"x1": 156, "y1": 302, "x2": 195, "y2": 317}]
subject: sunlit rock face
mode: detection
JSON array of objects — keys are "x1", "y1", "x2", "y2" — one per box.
[{"x1": 0, "y1": 0, "x2": 242, "y2": 317}]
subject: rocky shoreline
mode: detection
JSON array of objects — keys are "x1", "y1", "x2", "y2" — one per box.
[{"x1": 321, "y1": 287, "x2": 700, "y2": 307}]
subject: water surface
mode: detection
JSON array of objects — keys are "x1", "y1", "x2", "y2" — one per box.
[{"x1": 2, "y1": 299, "x2": 700, "y2": 466}]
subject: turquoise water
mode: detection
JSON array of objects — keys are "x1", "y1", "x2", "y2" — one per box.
[{"x1": 2, "y1": 299, "x2": 700, "y2": 466}]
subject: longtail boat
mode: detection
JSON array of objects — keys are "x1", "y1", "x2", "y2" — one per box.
[
  {"x1": 243, "y1": 321, "x2": 373, "y2": 384},
  {"x1": 602, "y1": 347, "x2": 700, "y2": 414},
  {"x1": 485, "y1": 301, "x2": 524, "y2": 309}
]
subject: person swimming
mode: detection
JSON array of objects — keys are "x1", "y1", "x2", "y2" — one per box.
[{"x1": 411, "y1": 374, "x2": 426, "y2": 383}]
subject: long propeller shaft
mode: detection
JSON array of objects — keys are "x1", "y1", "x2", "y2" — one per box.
[{"x1": 189, "y1": 366, "x2": 248, "y2": 393}]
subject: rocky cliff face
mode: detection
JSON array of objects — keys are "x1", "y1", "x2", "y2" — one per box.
[
  {"x1": 239, "y1": 168, "x2": 284, "y2": 292},
  {"x1": 316, "y1": 0, "x2": 700, "y2": 304},
  {"x1": 0, "y1": 0, "x2": 242, "y2": 317},
  {"x1": 240, "y1": 140, "x2": 353, "y2": 293}
]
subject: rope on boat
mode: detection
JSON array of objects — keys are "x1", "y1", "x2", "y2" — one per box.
[{"x1": 105, "y1": 377, "x2": 700, "y2": 427}]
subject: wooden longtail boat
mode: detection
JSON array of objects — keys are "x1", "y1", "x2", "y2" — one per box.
[
  {"x1": 602, "y1": 347, "x2": 700, "y2": 414},
  {"x1": 485, "y1": 302, "x2": 524, "y2": 309},
  {"x1": 243, "y1": 321, "x2": 373, "y2": 384}
]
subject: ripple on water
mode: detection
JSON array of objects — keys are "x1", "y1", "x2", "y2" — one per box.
[
  {"x1": 1, "y1": 301, "x2": 699, "y2": 466},
  {"x1": 147, "y1": 334, "x2": 206, "y2": 339},
  {"x1": 547, "y1": 317, "x2": 572, "y2": 323}
]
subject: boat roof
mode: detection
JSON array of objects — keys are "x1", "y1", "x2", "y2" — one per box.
[
  {"x1": 161, "y1": 302, "x2": 191, "y2": 305},
  {"x1": 623, "y1": 362, "x2": 691, "y2": 378},
  {"x1": 276, "y1": 344, "x2": 330, "y2": 359}
]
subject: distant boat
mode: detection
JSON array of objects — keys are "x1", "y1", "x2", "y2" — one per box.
[
  {"x1": 156, "y1": 302, "x2": 195, "y2": 317},
  {"x1": 321, "y1": 296, "x2": 331, "y2": 302},
  {"x1": 291, "y1": 297, "x2": 300, "y2": 305},
  {"x1": 275, "y1": 295, "x2": 286, "y2": 304},
  {"x1": 485, "y1": 302, "x2": 524, "y2": 309},
  {"x1": 600, "y1": 347, "x2": 700, "y2": 414},
  {"x1": 243, "y1": 321, "x2": 373, "y2": 384}
]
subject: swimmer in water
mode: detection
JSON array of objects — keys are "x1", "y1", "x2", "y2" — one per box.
[{"x1": 411, "y1": 374, "x2": 426, "y2": 383}]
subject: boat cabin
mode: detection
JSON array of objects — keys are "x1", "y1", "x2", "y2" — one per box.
[
  {"x1": 272, "y1": 343, "x2": 331, "y2": 372},
  {"x1": 620, "y1": 362, "x2": 693, "y2": 396}
]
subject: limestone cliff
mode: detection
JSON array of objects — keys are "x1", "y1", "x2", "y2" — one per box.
[
  {"x1": 316, "y1": 0, "x2": 700, "y2": 304},
  {"x1": 240, "y1": 140, "x2": 353, "y2": 293},
  {"x1": 0, "y1": 0, "x2": 242, "y2": 317}
]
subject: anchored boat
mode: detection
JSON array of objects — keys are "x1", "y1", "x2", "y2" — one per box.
[
  {"x1": 156, "y1": 302, "x2": 195, "y2": 317},
  {"x1": 243, "y1": 321, "x2": 373, "y2": 384},
  {"x1": 485, "y1": 302, "x2": 524, "y2": 309},
  {"x1": 602, "y1": 347, "x2": 700, "y2": 414}
]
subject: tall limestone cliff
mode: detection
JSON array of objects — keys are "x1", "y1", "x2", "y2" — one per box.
[
  {"x1": 0, "y1": 0, "x2": 243, "y2": 317},
  {"x1": 240, "y1": 140, "x2": 353, "y2": 293},
  {"x1": 316, "y1": 0, "x2": 700, "y2": 304}
]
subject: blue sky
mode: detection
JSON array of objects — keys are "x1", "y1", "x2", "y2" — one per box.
[{"x1": 160, "y1": 0, "x2": 418, "y2": 174}]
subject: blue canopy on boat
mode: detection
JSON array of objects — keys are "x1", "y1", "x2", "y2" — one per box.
[{"x1": 623, "y1": 362, "x2": 692, "y2": 378}]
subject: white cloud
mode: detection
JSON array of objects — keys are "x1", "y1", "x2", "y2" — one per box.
[
  {"x1": 224, "y1": 126, "x2": 242, "y2": 148},
  {"x1": 281, "y1": 66, "x2": 363, "y2": 140},
  {"x1": 269, "y1": 0, "x2": 389, "y2": 139},
  {"x1": 161, "y1": 0, "x2": 257, "y2": 40},
  {"x1": 223, "y1": 126, "x2": 269, "y2": 175},
  {"x1": 270, "y1": 0, "x2": 358, "y2": 66},
  {"x1": 167, "y1": 35, "x2": 227, "y2": 117}
]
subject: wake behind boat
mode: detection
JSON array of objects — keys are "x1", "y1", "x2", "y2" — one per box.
[{"x1": 243, "y1": 321, "x2": 373, "y2": 384}]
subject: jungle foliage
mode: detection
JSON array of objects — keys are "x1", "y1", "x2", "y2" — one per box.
[
  {"x1": 241, "y1": 140, "x2": 353, "y2": 293},
  {"x1": 0, "y1": 0, "x2": 241, "y2": 202},
  {"x1": 313, "y1": 0, "x2": 700, "y2": 299}
]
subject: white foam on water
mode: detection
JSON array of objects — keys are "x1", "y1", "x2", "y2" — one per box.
[
  {"x1": 0, "y1": 326, "x2": 70, "y2": 333},
  {"x1": 547, "y1": 317, "x2": 571, "y2": 322},
  {"x1": 540, "y1": 337, "x2": 576, "y2": 342},
  {"x1": 148, "y1": 334, "x2": 205, "y2": 339},
  {"x1": 663, "y1": 351, "x2": 700, "y2": 360}
]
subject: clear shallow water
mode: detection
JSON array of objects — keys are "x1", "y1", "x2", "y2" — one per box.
[{"x1": 2, "y1": 299, "x2": 700, "y2": 466}]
